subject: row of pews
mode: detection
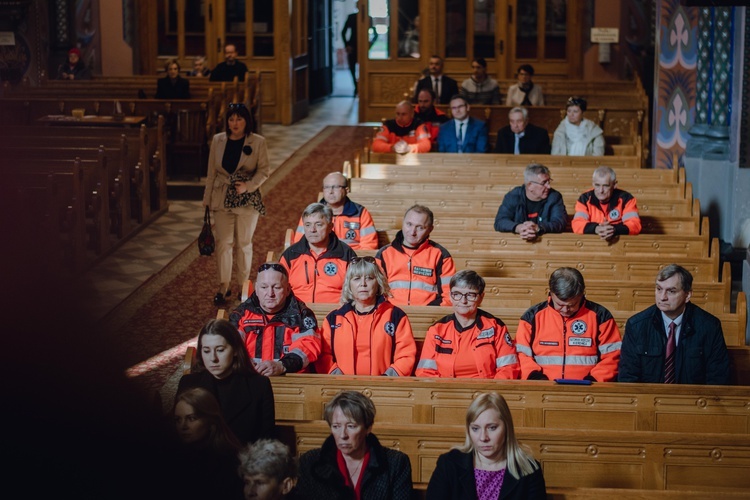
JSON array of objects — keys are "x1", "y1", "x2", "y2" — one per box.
[
  {"x1": 0, "y1": 119, "x2": 167, "y2": 274},
  {"x1": 249, "y1": 143, "x2": 749, "y2": 495}
]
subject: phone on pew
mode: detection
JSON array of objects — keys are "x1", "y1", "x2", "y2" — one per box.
[{"x1": 554, "y1": 378, "x2": 593, "y2": 385}]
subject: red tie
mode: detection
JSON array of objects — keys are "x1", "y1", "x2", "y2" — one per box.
[{"x1": 664, "y1": 322, "x2": 676, "y2": 384}]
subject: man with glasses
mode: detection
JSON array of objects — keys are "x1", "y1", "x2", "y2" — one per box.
[
  {"x1": 436, "y1": 95, "x2": 489, "y2": 153},
  {"x1": 372, "y1": 101, "x2": 432, "y2": 153},
  {"x1": 280, "y1": 202, "x2": 356, "y2": 304},
  {"x1": 229, "y1": 262, "x2": 321, "y2": 376},
  {"x1": 415, "y1": 270, "x2": 520, "y2": 378},
  {"x1": 413, "y1": 55, "x2": 459, "y2": 104},
  {"x1": 494, "y1": 106, "x2": 551, "y2": 155},
  {"x1": 210, "y1": 43, "x2": 249, "y2": 82},
  {"x1": 375, "y1": 204, "x2": 456, "y2": 306},
  {"x1": 290, "y1": 172, "x2": 378, "y2": 250},
  {"x1": 493, "y1": 163, "x2": 567, "y2": 241},
  {"x1": 572, "y1": 166, "x2": 641, "y2": 240},
  {"x1": 515, "y1": 267, "x2": 621, "y2": 382}
]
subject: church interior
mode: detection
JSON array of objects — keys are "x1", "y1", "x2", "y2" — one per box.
[{"x1": 2, "y1": 0, "x2": 749, "y2": 497}]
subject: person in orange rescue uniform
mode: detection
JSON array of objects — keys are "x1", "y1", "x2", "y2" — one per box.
[
  {"x1": 280, "y1": 202, "x2": 356, "y2": 304},
  {"x1": 571, "y1": 166, "x2": 641, "y2": 240},
  {"x1": 416, "y1": 270, "x2": 520, "y2": 379},
  {"x1": 515, "y1": 267, "x2": 621, "y2": 382},
  {"x1": 371, "y1": 100, "x2": 431, "y2": 153},
  {"x1": 290, "y1": 172, "x2": 378, "y2": 250},
  {"x1": 316, "y1": 256, "x2": 416, "y2": 376},
  {"x1": 375, "y1": 204, "x2": 456, "y2": 306}
]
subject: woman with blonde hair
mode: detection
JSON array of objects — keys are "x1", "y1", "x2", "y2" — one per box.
[
  {"x1": 315, "y1": 256, "x2": 417, "y2": 376},
  {"x1": 426, "y1": 392, "x2": 546, "y2": 499}
]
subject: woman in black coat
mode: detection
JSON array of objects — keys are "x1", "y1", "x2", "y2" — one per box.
[
  {"x1": 155, "y1": 58, "x2": 191, "y2": 99},
  {"x1": 177, "y1": 319, "x2": 275, "y2": 445},
  {"x1": 297, "y1": 391, "x2": 412, "y2": 500},
  {"x1": 426, "y1": 392, "x2": 546, "y2": 500}
]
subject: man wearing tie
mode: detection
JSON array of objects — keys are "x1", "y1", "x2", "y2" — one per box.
[
  {"x1": 413, "y1": 55, "x2": 459, "y2": 105},
  {"x1": 618, "y1": 265, "x2": 730, "y2": 384},
  {"x1": 494, "y1": 107, "x2": 551, "y2": 154},
  {"x1": 436, "y1": 95, "x2": 488, "y2": 153}
]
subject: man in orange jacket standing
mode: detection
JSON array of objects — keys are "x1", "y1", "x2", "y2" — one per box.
[{"x1": 515, "y1": 267, "x2": 621, "y2": 381}]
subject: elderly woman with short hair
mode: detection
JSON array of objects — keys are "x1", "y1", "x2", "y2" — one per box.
[
  {"x1": 315, "y1": 257, "x2": 416, "y2": 376},
  {"x1": 416, "y1": 270, "x2": 520, "y2": 379},
  {"x1": 298, "y1": 391, "x2": 413, "y2": 499}
]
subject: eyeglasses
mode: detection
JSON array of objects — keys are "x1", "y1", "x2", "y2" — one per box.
[
  {"x1": 323, "y1": 185, "x2": 347, "y2": 191},
  {"x1": 228, "y1": 102, "x2": 247, "y2": 109},
  {"x1": 350, "y1": 256, "x2": 377, "y2": 265},
  {"x1": 258, "y1": 262, "x2": 287, "y2": 275},
  {"x1": 450, "y1": 291, "x2": 479, "y2": 302},
  {"x1": 529, "y1": 179, "x2": 552, "y2": 187}
]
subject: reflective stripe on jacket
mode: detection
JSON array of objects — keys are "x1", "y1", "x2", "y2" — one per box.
[
  {"x1": 515, "y1": 298, "x2": 621, "y2": 381},
  {"x1": 416, "y1": 310, "x2": 520, "y2": 379},
  {"x1": 371, "y1": 118, "x2": 431, "y2": 153}
]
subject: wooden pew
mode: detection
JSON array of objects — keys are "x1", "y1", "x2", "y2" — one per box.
[
  {"x1": 359, "y1": 152, "x2": 643, "y2": 170},
  {"x1": 278, "y1": 419, "x2": 750, "y2": 490}
]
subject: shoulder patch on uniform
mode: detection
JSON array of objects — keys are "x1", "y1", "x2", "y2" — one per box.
[
  {"x1": 324, "y1": 262, "x2": 338, "y2": 276},
  {"x1": 303, "y1": 316, "x2": 316, "y2": 330},
  {"x1": 609, "y1": 208, "x2": 621, "y2": 220},
  {"x1": 477, "y1": 327, "x2": 495, "y2": 340},
  {"x1": 384, "y1": 321, "x2": 395, "y2": 336},
  {"x1": 504, "y1": 331, "x2": 514, "y2": 347},
  {"x1": 345, "y1": 229, "x2": 357, "y2": 240},
  {"x1": 571, "y1": 320, "x2": 588, "y2": 335}
]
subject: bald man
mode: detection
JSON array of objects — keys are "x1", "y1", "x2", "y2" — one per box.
[
  {"x1": 372, "y1": 100, "x2": 431, "y2": 153},
  {"x1": 291, "y1": 172, "x2": 378, "y2": 250}
]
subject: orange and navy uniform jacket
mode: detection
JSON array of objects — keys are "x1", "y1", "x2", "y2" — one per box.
[
  {"x1": 316, "y1": 295, "x2": 417, "y2": 376},
  {"x1": 515, "y1": 298, "x2": 622, "y2": 381},
  {"x1": 375, "y1": 231, "x2": 456, "y2": 306},
  {"x1": 415, "y1": 310, "x2": 520, "y2": 379},
  {"x1": 371, "y1": 118, "x2": 432, "y2": 153},
  {"x1": 572, "y1": 188, "x2": 641, "y2": 235},
  {"x1": 229, "y1": 293, "x2": 322, "y2": 373},
  {"x1": 414, "y1": 105, "x2": 449, "y2": 151},
  {"x1": 291, "y1": 197, "x2": 378, "y2": 250},
  {"x1": 279, "y1": 233, "x2": 356, "y2": 304}
]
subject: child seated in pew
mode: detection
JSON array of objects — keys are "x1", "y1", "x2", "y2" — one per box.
[{"x1": 426, "y1": 392, "x2": 546, "y2": 499}]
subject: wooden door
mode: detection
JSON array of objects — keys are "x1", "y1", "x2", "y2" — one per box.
[
  {"x1": 309, "y1": 0, "x2": 333, "y2": 101},
  {"x1": 290, "y1": 0, "x2": 310, "y2": 122}
]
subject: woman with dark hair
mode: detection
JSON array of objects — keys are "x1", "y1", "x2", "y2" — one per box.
[
  {"x1": 203, "y1": 102, "x2": 270, "y2": 305},
  {"x1": 316, "y1": 256, "x2": 417, "y2": 376},
  {"x1": 177, "y1": 319, "x2": 275, "y2": 444},
  {"x1": 298, "y1": 391, "x2": 413, "y2": 499},
  {"x1": 173, "y1": 388, "x2": 244, "y2": 499},
  {"x1": 426, "y1": 392, "x2": 546, "y2": 499},
  {"x1": 505, "y1": 64, "x2": 543, "y2": 106},
  {"x1": 155, "y1": 58, "x2": 191, "y2": 99},
  {"x1": 551, "y1": 96, "x2": 605, "y2": 156}
]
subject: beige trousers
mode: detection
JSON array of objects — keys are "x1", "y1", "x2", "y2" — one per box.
[{"x1": 212, "y1": 207, "x2": 261, "y2": 288}]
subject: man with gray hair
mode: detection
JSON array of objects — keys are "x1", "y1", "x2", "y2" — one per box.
[
  {"x1": 493, "y1": 106, "x2": 551, "y2": 154},
  {"x1": 280, "y1": 202, "x2": 356, "y2": 303},
  {"x1": 515, "y1": 267, "x2": 622, "y2": 381},
  {"x1": 572, "y1": 166, "x2": 641, "y2": 240},
  {"x1": 619, "y1": 264, "x2": 730, "y2": 384},
  {"x1": 493, "y1": 163, "x2": 567, "y2": 241}
]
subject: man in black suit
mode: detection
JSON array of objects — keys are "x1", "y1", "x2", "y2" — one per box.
[
  {"x1": 494, "y1": 106, "x2": 551, "y2": 154},
  {"x1": 413, "y1": 55, "x2": 459, "y2": 105}
]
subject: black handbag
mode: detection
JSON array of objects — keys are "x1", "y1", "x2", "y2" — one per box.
[{"x1": 198, "y1": 207, "x2": 215, "y2": 256}]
